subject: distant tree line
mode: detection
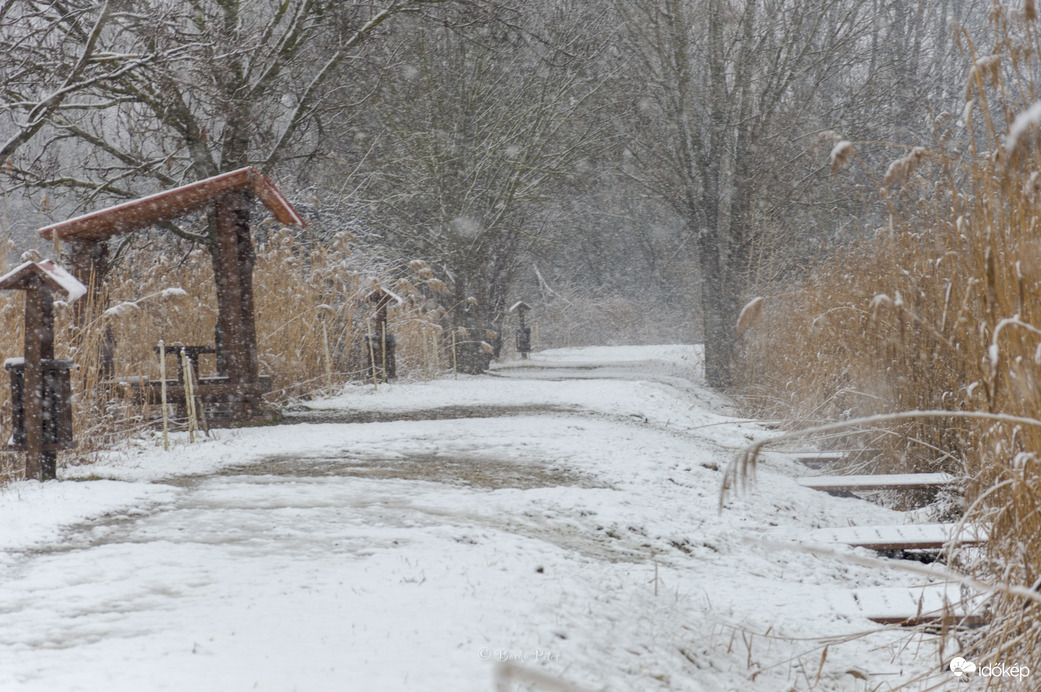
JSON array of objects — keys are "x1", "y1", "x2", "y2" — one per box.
[{"x1": 0, "y1": 0, "x2": 988, "y2": 380}]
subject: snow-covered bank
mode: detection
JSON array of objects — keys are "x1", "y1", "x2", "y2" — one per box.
[{"x1": 0, "y1": 346, "x2": 947, "y2": 690}]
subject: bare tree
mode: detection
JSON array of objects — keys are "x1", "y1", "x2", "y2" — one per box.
[
  {"x1": 0, "y1": 0, "x2": 487, "y2": 364},
  {"x1": 348, "y1": 2, "x2": 613, "y2": 370}
]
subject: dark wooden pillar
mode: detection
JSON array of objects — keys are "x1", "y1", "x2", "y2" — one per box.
[
  {"x1": 511, "y1": 301, "x2": 532, "y2": 359},
  {"x1": 64, "y1": 238, "x2": 109, "y2": 321},
  {"x1": 65, "y1": 238, "x2": 114, "y2": 378},
  {"x1": 22, "y1": 278, "x2": 56, "y2": 480},
  {"x1": 213, "y1": 191, "x2": 259, "y2": 421},
  {"x1": 367, "y1": 291, "x2": 397, "y2": 381},
  {"x1": 516, "y1": 306, "x2": 530, "y2": 359},
  {"x1": 39, "y1": 288, "x2": 56, "y2": 480},
  {"x1": 373, "y1": 296, "x2": 389, "y2": 345}
]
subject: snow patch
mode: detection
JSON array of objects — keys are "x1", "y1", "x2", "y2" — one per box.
[{"x1": 1006, "y1": 100, "x2": 1041, "y2": 154}]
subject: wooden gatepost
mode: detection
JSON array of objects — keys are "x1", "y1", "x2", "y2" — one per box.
[
  {"x1": 0, "y1": 260, "x2": 85, "y2": 480},
  {"x1": 37, "y1": 167, "x2": 305, "y2": 423},
  {"x1": 510, "y1": 301, "x2": 532, "y2": 359},
  {"x1": 365, "y1": 287, "x2": 403, "y2": 381}
]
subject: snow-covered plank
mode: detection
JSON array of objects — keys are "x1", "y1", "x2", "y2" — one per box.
[
  {"x1": 794, "y1": 449, "x2": 881, "y2": 469},
  {"x1": 365, "y1": 286, "x2": 403, "y2": 306},
  {"x1": 828, "y1": 586, "x2": 985, "y2": 627},
  {"x1": 810, "y1": 523, "x2": 987, "y2": 551},
  {"x1": 798, "y1": 472, "x2": 955, "y2": 492},
  {"x1": 795, "y1": 451, "x2": 854, "y2": 462}
]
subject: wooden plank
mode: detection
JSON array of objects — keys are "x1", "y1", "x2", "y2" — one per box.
[
  {"x1": 796, "y1": 451, "x2": 851, "y2": 463},
  {"x1": 794, "y1": 449, "x2": 880, "y2": 467},
  {"x1": 798, "y1": 472, "x2": 955, "y2": 492},
  {"x1": 811, "y1": 523, "x2": 987, "y2": 551},
  {"x1": 828, "y1": 587, "x2": 986, "y2": 627},
  {"x1": 127, "y1": 377, "x2": 274, "y2": 416},
  {"x1": 867, "y1": 611, "x2": 988, "y2": 627}
]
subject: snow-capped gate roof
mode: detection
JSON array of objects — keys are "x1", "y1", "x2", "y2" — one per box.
[{"x1": 0, "y1": 259, "x2": 87, "y2": 302}]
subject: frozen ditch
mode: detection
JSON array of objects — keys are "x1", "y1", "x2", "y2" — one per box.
[{"x1": 0, "y1": 345, "x2": 950, "y2": 691}]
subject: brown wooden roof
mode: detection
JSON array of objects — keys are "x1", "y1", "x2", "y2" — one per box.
[
  {"x1": 38, "y1": 167, "x2": 305, "y2": 242},
  {"x1": 0, "y1": 260, "x2": 87, "y2": 301}
]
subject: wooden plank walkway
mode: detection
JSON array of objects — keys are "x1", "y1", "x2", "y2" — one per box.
[
  {"x1": 779, "y1": 449, "x2": 983, "y2": 627},
  {"x1": 798, "y1": 472, "x2": 955, "y2": 492},
  {"x1": 811, "y1": 523, "x2": 987, "y2": 551}
]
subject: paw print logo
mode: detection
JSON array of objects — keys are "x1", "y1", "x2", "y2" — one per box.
[{"x1": 950, "y1": 657, "x2": 977, "y2": 677}]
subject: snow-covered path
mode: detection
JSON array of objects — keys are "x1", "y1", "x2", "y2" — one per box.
[{"x1": 0, "y1": 346, "x2": 944, "y2": 691}]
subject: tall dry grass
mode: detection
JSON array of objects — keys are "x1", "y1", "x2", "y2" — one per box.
[
  {"x1": 739, "y1": 6, "x2": 1041, "y2": 682},
  {"x1": 0, "y1": 228, "x2": 447, "y2": 480}
]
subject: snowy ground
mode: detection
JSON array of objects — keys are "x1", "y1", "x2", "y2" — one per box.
[{"x1": 0, "y1": 345, "x2": 960, "y2": 691}]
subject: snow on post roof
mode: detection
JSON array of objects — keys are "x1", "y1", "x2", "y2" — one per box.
[
  {"x1": 509, "y1": 301, "x2": 531, "y2": 313},
  {"x1": 366, "y1": 286, "x2": 404, "y2": 307},
  {"x1": 37, "y1": 167, "x2": 305, "y2": 242},
  {"x1": 0, "y1": 259, "x2": 87, "y2": 302}
]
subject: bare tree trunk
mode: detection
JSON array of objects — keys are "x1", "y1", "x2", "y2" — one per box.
[{"x1": 698, "y1": 226, "x2": 736, "y2": 388}]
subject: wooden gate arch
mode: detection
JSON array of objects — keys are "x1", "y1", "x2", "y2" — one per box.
[{"x1": 37, "y1": 167, "x2": 305, "y2": 422}]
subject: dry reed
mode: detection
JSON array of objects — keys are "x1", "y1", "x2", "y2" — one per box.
[{"x1": 738, "y1": 7, "x2": 1041, "y2": 684}]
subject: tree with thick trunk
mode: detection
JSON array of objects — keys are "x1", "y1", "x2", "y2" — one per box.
[{"x1": 615, "y1": 0, "x2": 955, "y2": 388}]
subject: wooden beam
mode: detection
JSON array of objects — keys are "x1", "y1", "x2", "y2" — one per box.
[
  {"x1": 867, "y1": 612, "x2": 988, "y2": 627},
  {"x1": 810, "y1": 523, "x2": 987, "y2": 551},
  {"x1": 794, "y1": 449, "x2": 882, "y2": 469},
  {"x1": 797, "y1": 472, "x2": 955, "y2": 492},
  {"x1": 38, "y1": 167, "x2": 304, "y2": 242},
  {"x1": 22, "y1": 279, "x2": 44, "y2": 481}
]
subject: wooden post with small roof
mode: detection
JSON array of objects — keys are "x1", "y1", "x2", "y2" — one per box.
[
  {"x1": 365, "y1": 286, "x2": 403, "y2": 381},
  {"x1": 510, "y1": 301, "x2": 532, "y2": 359},
  {"x1": 0, "y1": 260, "x2": 86, "y2": 480},
  {"x1": 37, "y1": 167, "x2": 305, "y2": 423}
]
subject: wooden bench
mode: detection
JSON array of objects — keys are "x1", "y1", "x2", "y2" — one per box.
[
  {"x1": 111, "y1": 374, "x2": 274, "y2": 421},
  {"x1": 147, "y1": 375, "x2": 273, "y2": 406},
  {"x1": 155, "y1": 344, "x2": 217, "y2": 383},
  {"x1": 798, "y1": 472, "x2": 955, "y2": 493},
  {"x1": 150, "y1": 345, "x2": 273, "y2": 418},
  {"x1": 810, "y1": 523, "x2": 987, "y2": 551}
]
